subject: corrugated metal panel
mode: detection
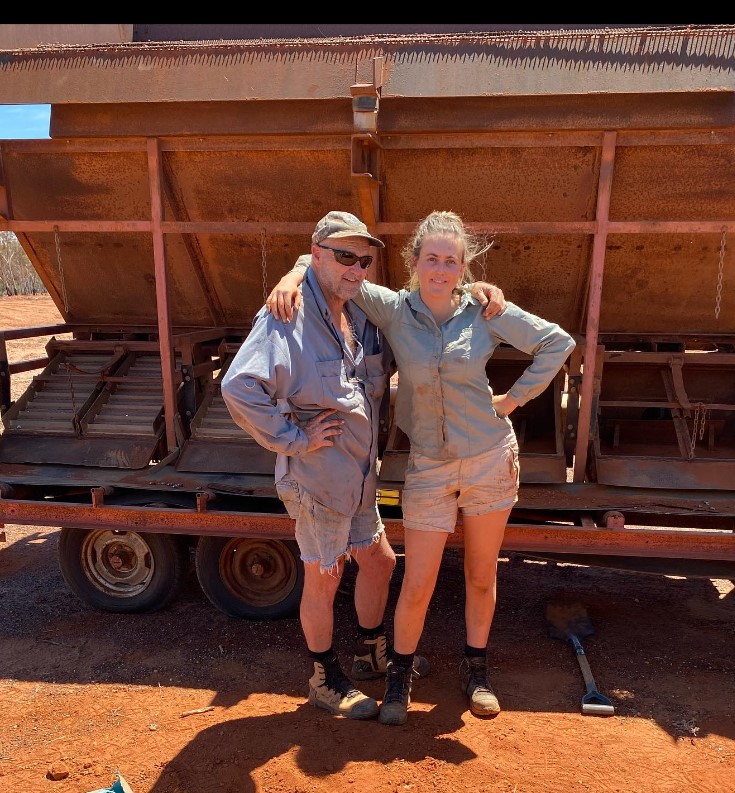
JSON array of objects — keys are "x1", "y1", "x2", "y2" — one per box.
[{"x1": 1, "y1": 27, "x2": 735, "y2": 106}]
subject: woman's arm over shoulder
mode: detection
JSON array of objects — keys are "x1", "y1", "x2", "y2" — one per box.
[
  {"x1": 266, "y1": 256, "x2": 310, "y2": 321},
  {"x1": 490, "y1": 302, "x2": 576, "y2": 406},
  {"x1": 353, "y1": 280, "x2": 403, "y2": 328}
]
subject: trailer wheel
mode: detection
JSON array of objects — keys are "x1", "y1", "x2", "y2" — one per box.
[
  {"x1": 58, "y1": 528, "x2": 189, "y2": 613},
  {"x1": 195, "y1": 536, "x2": 303, "y2": 620}
]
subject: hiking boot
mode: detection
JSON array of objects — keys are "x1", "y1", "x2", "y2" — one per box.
[
  {"x1": 378, "y1": 661, "x2": 413, "y2": 726},
  {"x1": 308, "y1": 661, "x2": 379, "y2": 720},
  {"x1": 351, "y1": 634, "x2": 431, "y2": 681},
  {"x1": 460, "y1": 656, "x2": 501, "y2": 716}
]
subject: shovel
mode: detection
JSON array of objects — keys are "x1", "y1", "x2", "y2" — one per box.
[{"x1": 545, "y1": 601, "x2": 615, "y2": 717}]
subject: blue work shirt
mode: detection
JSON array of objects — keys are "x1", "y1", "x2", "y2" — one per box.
[
  {"x1": 293, "y1": 256, "x2": 576, "y2": 459},
  {"x1": 221, "y1": 268, "x2": 388, "y2": 516}
]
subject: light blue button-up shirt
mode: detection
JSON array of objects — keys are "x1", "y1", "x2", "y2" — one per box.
[
  {"x1": 293, "y1": 256, "x2": 576, "y2": 459},
  {"x1": 221, "y1": 267, "x2": 388, "y2": 516}
]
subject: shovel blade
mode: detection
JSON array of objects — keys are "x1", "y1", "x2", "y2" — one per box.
[{"x1": 545, "y1": 601, "x2": 595, "y2": 641}]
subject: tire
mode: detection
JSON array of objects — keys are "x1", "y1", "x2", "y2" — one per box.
[
  {"x1": 195, "y1": 536, "x2": 303, "y2": 620},
  {"x1": 58, "y1": 527, "x2": 190, "y2": 614}
]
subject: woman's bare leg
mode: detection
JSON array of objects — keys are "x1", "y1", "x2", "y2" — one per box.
[
  {"x1": 392, "y1": 528, "x2": 448, "y2": 654},
  {"x1": 462, "y1": 507, "x2": 511, "y2": 648}
]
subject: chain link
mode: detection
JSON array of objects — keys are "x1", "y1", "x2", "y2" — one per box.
[
  {"x1": 689, "y1": 403, "x2": 710, "y2": 458},
  {"x1": 54, "y1": 226, "x2": 70, "y2": 313},
  {"x1": 475, "y1": 232, "x2": 496, "y2": 284},
  {"x1": 714, "y1": 227, "x2": 726, "y2": 319},
  {"x1": 260, "y1": 228, "x2": 269, "y2": 305},
  {"x1": 689, "y1": 404, "x2": 700, "y2": 459},
  {"x1": 699, "y1": 406, "x2": 710, "y2": 441},
  {"x1": 63, "y1": 363, "x2": 83, "y2": 436}
]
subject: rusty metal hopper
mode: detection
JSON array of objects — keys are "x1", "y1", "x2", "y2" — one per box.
[{"x1": 1, "y1": 27, "x2": 735, "y2": 486}]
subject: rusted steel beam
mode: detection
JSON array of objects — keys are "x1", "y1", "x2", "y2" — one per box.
[
  {"x1": 607, "y1": 221, "x2": 735, "y2": 233},
  {"x1": 496, "y1": 523, "x2": 735, "y2": 560},
  {"x1": 382, "y1": 129, "x2": 735, "y2": 149},
  {"x1": 8, "y1": 357, "x2": 48, "y2": 375},
  {"x1": 0, "y1": 499, "x2": 733, "y2": 560},
  {"x1": 602, "y1": 351, "x2": 735, "y2": 365},
  {"x1": 7, "y1": 127, "x2": 735, "y2": 155},
  {"x1": 7, "y1": 218, "x2": 735, "y2": 236},
  {"x1": 574, "y1": 131, "x2": 616, "y2": 482},
  {"x1": 146, "y1": 138, "x2": 177, "y2": 453},
  {"x1": 598, "y1": 401, "x2": 735, "y2": 411},
  {"x1": 0, "y1": 324, "x2": 70, "y2": 340},
  {"x1": 50, "y1": 340, "x2": 160, "y2": 352},
  {"x1": 0, "y1": 220, "x2": 151, "y2": 233}
]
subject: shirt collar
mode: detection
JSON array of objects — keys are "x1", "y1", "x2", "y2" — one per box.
[
  {"x1": 405, "y1": 286, "x2": 475, "y2": 320},
  {"x1": 304, "y1": 266, "x2": 370, "y2": 332}
]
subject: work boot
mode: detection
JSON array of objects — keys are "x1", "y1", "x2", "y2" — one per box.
[
  {"x1": 351, "y1": 633, "x2": 431, "y2": 680},
  {"x1": 378, "y1": 661, "x2": 413, "y2": 726},
  {"x1": 308, "y1": 660, "x2": 379, "y2": 719},
  {"x1": 460, "y1": 656, "x2": 501, "y2": 716}
]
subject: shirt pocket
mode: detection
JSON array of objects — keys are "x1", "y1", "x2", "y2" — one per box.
[
  {"x1": 397, "y1": 321, "x2": 436, "y2": 386},
  {"x1": 444, "y1": 326, "x2": 473, "y2": 358},
  {"x1": 315, "y1": 358, "x2": 360, "y2": 408},
  {"x1": 361, "y1": 351, "x2": 387, "y2": 402}
]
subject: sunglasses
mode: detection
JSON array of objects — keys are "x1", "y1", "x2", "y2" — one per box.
[{"x1": 315, "y1": 242, "x2": 373, "y2": 270}]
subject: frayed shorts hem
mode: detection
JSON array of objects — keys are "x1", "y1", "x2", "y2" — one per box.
[{"x1": 301, "y1": 527, "x2": 384, "y2": 574}]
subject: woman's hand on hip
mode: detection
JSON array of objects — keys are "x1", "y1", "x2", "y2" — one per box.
[{"x1": 492, "y1": 393, "x2": 519, "y2": 418}]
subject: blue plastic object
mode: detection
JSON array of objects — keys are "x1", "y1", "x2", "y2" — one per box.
[{"x1": 88, "y1": 773, "x2": 133, "y2": 793}]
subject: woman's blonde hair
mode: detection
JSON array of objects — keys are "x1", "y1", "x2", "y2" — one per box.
[{"x1": 401, "y1": 210, "x2": 492, "y2": 291}]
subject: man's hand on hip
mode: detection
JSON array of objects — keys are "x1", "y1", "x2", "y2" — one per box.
[{"x1": 303, "y1": 409, "x2": 344, "y2": 451}]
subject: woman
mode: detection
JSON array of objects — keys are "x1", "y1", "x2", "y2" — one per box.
[{"x1": 268, "y1": 211, "x2": 575, "y2": 725}]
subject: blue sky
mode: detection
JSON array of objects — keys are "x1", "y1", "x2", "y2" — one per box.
[{"x1": 0, "y1": 104, "x2": 51, "y2": 139}]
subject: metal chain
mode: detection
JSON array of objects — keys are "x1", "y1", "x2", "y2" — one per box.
[
  {"x1": 475, "y1": 232, "x2": 497, "y2": 284},
  {"x1": 54, "y1": 226, "x2": 70, "y2": 313},
  {"x1": 260, "y1": 228, "x2": 269, "y2": 305},
  {"x1": 689, "y1": 403, "x2": 710, "y2": 458},
  {"x1": 64, "y1": 363, "x2": 82, "y2": 436},
  {"x1": 689, "y1": 404, "x2": 700, "y2": 458},
  {"x1": 714, "y1": 227, "x2": 726, "y2": 319},
  {"x1": 699, "y1": 406, "x2": 710, "y2": 441}
]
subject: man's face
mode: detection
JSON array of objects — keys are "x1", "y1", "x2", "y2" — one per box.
[{"x1": 311, "y1": 236, "x2": 372, "y2": 304}]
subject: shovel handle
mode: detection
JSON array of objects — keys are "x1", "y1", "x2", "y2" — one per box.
[
  {"x1": 569, "y1": 635, "x2": 615, "y2": 716},
  {"x1": 582, "y1": 701, "x2": 615, "y2": 716}
]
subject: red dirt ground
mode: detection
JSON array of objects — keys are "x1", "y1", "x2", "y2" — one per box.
[{"x1": 0, "y1": 295, "x2": 734, "y2": 793}]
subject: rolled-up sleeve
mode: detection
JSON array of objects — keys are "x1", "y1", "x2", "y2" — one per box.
[{"x1": 490, "y1": 303, "x2": 576, "y2": 406}]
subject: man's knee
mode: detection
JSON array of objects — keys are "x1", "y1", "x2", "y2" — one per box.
[
  {"x1": 303, "y1": 560, "x2": 343, "y2": 597},
  {"x1": 356, "y1": 538, "x2": 396, "y2": 580}
]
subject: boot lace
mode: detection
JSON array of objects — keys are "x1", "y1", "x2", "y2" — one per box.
[
  {"x1": 326, "y1": 667, "x2": 360, "y2": 698},
  {"x1": 383, "y1": 664, "x2": 409, "y2": 704},
  {"x1": 466, "y1": 658, "x2": 492, "y2": 693}
]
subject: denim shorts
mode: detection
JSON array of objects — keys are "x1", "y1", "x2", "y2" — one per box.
[
  {"x1": 401, "y1": 441, "x2": 520, "y2": 533},
  {"x1": 275, "y1": 475, "x2": 385, "y2": 572}
]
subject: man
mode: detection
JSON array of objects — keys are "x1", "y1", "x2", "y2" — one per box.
[{"x1": 221, "y1": 211, "x2": 431, "y2": 719}]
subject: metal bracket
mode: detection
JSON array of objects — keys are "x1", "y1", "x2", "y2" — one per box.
[{"x1": 91, "y1": 486, "x2": 113, "y2": 507}]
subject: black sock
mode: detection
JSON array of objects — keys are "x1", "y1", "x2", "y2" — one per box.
[
  {"x1": 389, "y1": 649, "x2": 415, "y2": 669},
  {"x1": 309, "y1": 647, "x2": 337, "y2": 665},
  {"x1": 309, "y1": 648, "x2": 346, "y2": 685},
  {"x1": 357, "y1": 622, "x2": 385, "y2": 640},
  {"x1": 464, "y1": 643, "x2": 487, "y2": 659}
]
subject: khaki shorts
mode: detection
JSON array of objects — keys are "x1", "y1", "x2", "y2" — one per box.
[
  {"x1": 275, "y1": 475, "x2": 384, "y2": 572},
  {"x1": 401, "y1": 441, "x2": 520, "y2": 533}
]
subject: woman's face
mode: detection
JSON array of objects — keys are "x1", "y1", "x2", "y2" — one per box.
[{"x1": 414, "y1": 233, "x2": 464, "y2": 301}]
